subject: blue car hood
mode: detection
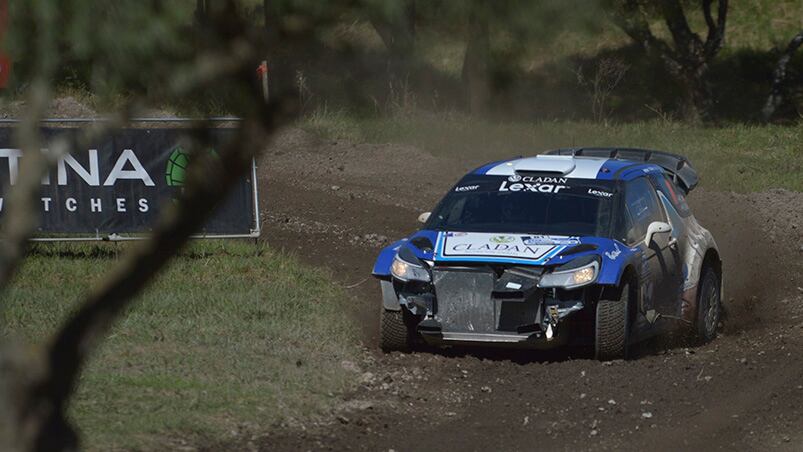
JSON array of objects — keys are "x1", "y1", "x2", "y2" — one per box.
[{"x1": 373, "y1": 230, "x2": 635, "y2": 286}]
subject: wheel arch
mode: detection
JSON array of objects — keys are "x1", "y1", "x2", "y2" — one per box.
[
  {"x1": 601, "y1": 264, "x2": 638, "y2": 321},
  {"x1": 700, "y1": 247, "x2": 724, "y2": 312},
  {"x1": 697, "y1": 247, "x2": 724, "y2": 298},
  {"x1": 701, "y1": 247, "x2": 722, "y2": 281},
  {"x1": 602, "y1": 264, "x2": 637, "y2": 298}
]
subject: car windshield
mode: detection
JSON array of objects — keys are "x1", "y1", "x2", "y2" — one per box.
[{"x1": 426, "y1": 175, "x2": 616, "y2": 237}]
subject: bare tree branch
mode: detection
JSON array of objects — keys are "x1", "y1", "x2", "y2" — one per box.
[
  {"x1": 607, "y1": 0, "x2": 677, "y2": 67},
  {"x1": 703, "y1": 0, "x2": 728, "y2": 58},
  {"x1": 660, "y1": 0, "x2": 702, "y2": 58},
  {"x1": 0, "y1": 1, "x2": 303, "y2": 450},
  {"x1": 608, "y1": 0, "x2": 730, "y2": 121},
  {"x1": 0, "y1": 84, "x2": 51, "y2": 291},
  {"x1": 26, "y1": 101, "x2": 292, "y2": 451},
  {"x1": 0, "y1": 109, "x2": 134, "y2": 292}
]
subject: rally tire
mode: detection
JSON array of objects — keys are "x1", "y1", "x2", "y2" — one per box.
[
  {"x1": 694, "y1": 266, "x2": 721, "y2": 344},
  {"x1": 380, "y1": 309, "x2": 415, "y2": 352},
  {"x1": 595, "y1": 283, "x2": 630, "y2": 361}
]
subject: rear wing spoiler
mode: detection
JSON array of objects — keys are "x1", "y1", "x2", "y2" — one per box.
[{"x1": 545, "y1": 147, "x2": 699, "y2": 193}]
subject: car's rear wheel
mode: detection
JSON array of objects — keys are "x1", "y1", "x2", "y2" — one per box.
[
  {"x1": 694, "y1": 266, "x2": 721, "y2": 343},
  {"x1": 595, "y1": 282, "x2": 630, "y2": 361},
  {"x1": 380, "y1": 309, "x2": 418, "y2": 352}
]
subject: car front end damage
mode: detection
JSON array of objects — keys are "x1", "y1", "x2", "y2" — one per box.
[{"x1": 380, "y1": 244, "x2": 607, "y2": 349}]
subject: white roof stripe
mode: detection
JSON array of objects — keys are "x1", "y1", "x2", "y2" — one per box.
[{"x1": 485, "y1": 156, "x2": 607, "y2": 179}]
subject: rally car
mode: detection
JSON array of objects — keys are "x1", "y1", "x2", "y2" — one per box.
[{"x1": 372, "y1": 148, "x2": 722, "y2": 360}]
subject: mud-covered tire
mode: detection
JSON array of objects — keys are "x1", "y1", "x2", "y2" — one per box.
[
  {"x1": 694, "y1": 266, "x2": 721, "y2": 344},
  {"x1": 380, "y1": 309, "x2": 416, "y2": 352},
  {"x1": 595, "y1": 283, "x2": 630, "y2": 361}
]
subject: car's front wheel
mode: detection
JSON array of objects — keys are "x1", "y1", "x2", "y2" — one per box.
[
  {"x1": 693, "y1": 266, "x2": 721, "y2": 343},
  {"x1": 380, "y1": 309, "x2": 418, "y2": 352},
  {"x1": 595, "y1": 282, "x2": 630, "y2": 361}
]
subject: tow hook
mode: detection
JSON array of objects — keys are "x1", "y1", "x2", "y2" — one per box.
[
  {"x1": 546, "y1": 306, "x2": 560, "y2": 341},
  {"x1": 544, "y1": 302, "x2": 584, "y2": 341},
  {"x1": 548, "y1": 305, "x2": 560, "y2": 325}
]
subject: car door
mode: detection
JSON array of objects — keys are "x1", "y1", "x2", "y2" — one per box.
[
  {"x1": 651, "y1": 173, "x2": 690, "y2": 315},
  {"x1": 622, "y1": 176, "x2": 681, "y2": 319}
]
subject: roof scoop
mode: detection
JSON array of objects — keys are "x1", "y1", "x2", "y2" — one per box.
[{"x1": 513, "y1": 155, "x2": 576, "y2": 175}]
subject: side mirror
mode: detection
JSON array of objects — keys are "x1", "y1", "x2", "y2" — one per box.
[
  {"x1": 644, "y1": 221, "x2": 672, "y2": 246},
  {"x1": 417, "y1": 212, "x2": 431, "y2": 224}
]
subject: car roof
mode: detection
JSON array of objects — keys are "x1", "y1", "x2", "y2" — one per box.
[{"x1": 471, "y1": 155, "x2": 663, "y2": 182}]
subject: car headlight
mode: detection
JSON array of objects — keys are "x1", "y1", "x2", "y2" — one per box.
[
  {"x1": 390, "y1": 254, "x2": 431, "y2": 282},
  {"x1": 539, "y1": 258, "x2": 599, "y2": 289}
]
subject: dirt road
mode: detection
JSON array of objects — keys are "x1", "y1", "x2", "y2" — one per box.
[{"x1": 256, "y1": 129, "x2": 803, "y2": 451}]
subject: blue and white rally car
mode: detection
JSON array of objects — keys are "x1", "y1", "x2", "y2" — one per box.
[{"x1": 372, "y1": 148, "x2": 723, "y2": 360}]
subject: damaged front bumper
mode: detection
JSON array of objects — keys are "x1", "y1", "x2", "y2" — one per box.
[
  {"x1": 416, "y1": 318, "x2": 573, "y2": 349},
  {"x1": 390, "y1": 265, "x2": 588, "y2": 349}
]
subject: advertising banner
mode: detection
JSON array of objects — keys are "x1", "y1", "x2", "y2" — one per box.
[{"x1": 0, "y1": 126, "x2": 259, "y2": 238}]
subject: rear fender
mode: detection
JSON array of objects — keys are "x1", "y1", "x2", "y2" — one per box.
[{"x1": 680, "y1": 218, "x2": 720, "y2": 321}]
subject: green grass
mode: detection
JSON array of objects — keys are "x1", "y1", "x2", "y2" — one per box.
[
  {"x1": 1, "y1": 241, "x2": 359, "y2": 451},
  {"x1": 302, "y1": 110, "x2": 802, "y2": 193}
]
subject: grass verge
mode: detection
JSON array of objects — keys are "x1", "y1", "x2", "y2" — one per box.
[
  {"x1": 1, "y1": 241, "x2": 359, "y2": 451},
  {"x1": 302, "y1": 110, "x2": 803, "y2": 192}
]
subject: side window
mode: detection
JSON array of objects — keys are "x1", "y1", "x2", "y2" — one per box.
[
  {"x1": 654, "y1": 174, "x2": 691, "y2": 217},
  {"x1": 622, "y1": 177, "x2": 665, "y2": 243}
]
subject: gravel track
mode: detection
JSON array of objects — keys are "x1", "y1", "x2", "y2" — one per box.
[{"x1": 255, "y1": 128, "x2": 803, "y2": 451}]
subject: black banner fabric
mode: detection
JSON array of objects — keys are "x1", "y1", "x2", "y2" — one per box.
[{"x1": 0, "y1": 127, "x2": 257, "y2": 236}]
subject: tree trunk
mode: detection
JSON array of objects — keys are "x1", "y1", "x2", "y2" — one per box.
[
  {"x1": 263, "y1": 0, "x2": 280, "y2": 48},
  {"x1": 676, "y1": 68, "x2": 709, "y2": 123},
  {"x1": 369, "y1": 0, "x2": 416, "y2": 63},
  {"x1": 610, "y1": 0, "x2": 727, "y2": 122},
  {"x1": 461, "y1": 1, "x2": 490, "y2": 115},
  {"x1": 762, "y1": 30, "x2": 803, "y2": 120},
  {"x1": 195, "y1": 0, "x2": 207, "y2": 27}
]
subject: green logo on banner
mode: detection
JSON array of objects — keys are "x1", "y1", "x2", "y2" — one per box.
[
  {"x1": 165, "y1": 146, "x2": 220, "y2": 187},
  {"x1": 165, "y1": 146, "x2": 190, "y2": 187}
]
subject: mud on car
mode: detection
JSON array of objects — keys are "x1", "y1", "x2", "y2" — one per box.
[{"x1": 372, "y1": 148, "x2": 723, "y2": 360}]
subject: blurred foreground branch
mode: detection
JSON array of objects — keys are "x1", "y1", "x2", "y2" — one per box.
[
  {"x1": 0, "y1": 1, "x2": 300, "y2": 450},
  {"x1": 0, "y1": 108, "x2": 134, "y2": 292}
]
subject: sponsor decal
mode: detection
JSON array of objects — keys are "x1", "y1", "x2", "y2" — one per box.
[
  {"x1": 504, "y1": 175, "x2": 566, "y2": 184},
  {"x1": 454, "y1": 184, "x2": 479, "y2": 192},
  {"x1": 521, "y1": 235, "x2": 580, "y2": 246},
  {"x1": 490, "y1": 235, "x2": 515, "y2": 244},
  {"x1": 499, "y1": 175, "x2": 568, "y2": 193},
  {"x1": 0, "y1": 128, "x2": 255, "y2": 235},
  {"x1": 0, "y1": 147, "x2": 154, "y2": 187},
  {"x1": 498, "y1": 178, "x2": 569, "y2": 193},
  {"x1": 446, "y1": 231, "x2": 467, "y2": 237},
  {"x1": 604, "y1": 242, "x2": 621, "y2": 260},
  {"x1": 588, "y1": 188, "x2": 613, "y2": 198},
  {"x1": 436, "y1": 232, "x2": 566, "y2": 262}
]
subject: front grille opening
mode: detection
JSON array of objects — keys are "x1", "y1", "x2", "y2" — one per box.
[{"x1": 497, "y1": 300, "x2": 539, "y2": 332}]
